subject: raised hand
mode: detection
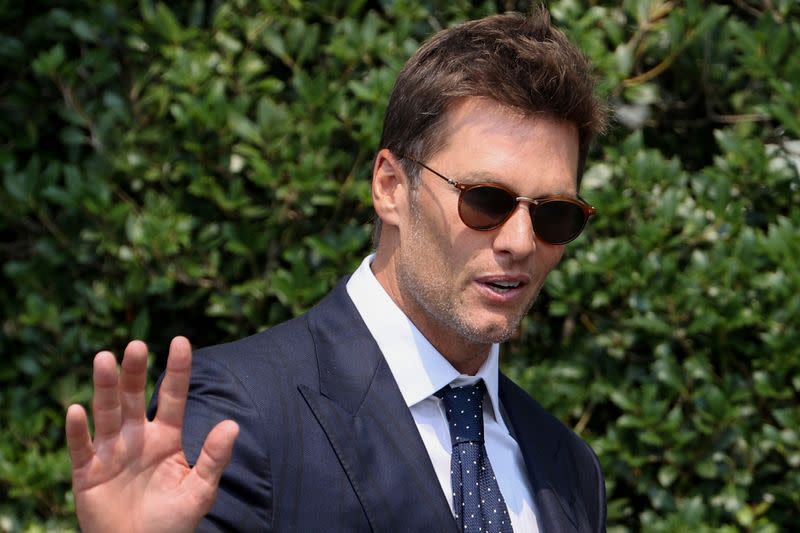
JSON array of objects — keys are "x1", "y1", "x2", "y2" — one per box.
[{"x1": 66, "y1": 336, "x2": 239, "y2": 533}]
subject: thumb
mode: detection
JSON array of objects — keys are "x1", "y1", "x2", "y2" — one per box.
[{"x1": 185, "y1": 420, "x2": 240, "y2": 514}]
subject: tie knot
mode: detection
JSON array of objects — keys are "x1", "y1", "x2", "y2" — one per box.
[{"x1": 436, "y1": 382, "x2": 486, "y2": 444}]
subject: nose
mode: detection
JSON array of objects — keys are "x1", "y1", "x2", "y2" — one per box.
[{"x1": 492, "y1": 203, "x2": 536, "y2": 260}]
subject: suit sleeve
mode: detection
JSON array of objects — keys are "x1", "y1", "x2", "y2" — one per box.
[{"x1": 148, "y1": 353, "x2": 272, "y2": 532}]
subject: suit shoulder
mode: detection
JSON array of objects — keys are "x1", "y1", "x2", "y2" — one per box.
[
  {"x1": 499, "y1": 373, "x2": 606, "y2": 528},
  {"x1": 191, "y1": 278, "x2": 352, "y2": 368},
  {"x1": 500, "y1": 373, "x2": 601, "y2": 464},
  {"x1": 190, "y1": 313, "x2": 316, "y2": 382}
]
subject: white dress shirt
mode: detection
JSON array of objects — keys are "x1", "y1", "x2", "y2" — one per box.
[{"x1": 346, "y1": 255, "x2": 540, "y2": 532}]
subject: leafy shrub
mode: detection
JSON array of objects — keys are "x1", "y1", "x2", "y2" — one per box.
[{"x1": 1, "y1": 1, "x2": 798, "y2": 530}]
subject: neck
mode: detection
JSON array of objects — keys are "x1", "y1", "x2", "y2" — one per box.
[{"x1": 371, "y1": 248, "x2": 492, "y2": 375}]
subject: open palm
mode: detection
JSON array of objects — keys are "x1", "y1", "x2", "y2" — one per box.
[{"x1": 66, "y1": 337, "x2": 239, "y2": 533}]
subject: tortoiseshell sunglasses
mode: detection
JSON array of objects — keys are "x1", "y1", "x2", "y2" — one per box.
[{"x1": 402, "y1": 156, "x2": 596, "y2": 245}]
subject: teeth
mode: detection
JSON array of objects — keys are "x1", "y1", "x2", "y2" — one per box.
[{"x1": 488, "y1": 281, "x2": 520, "y2": 289}]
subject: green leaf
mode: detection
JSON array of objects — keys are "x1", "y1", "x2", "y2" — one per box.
[
  {"x1": 31, "y1": 44, "x2": 65, "y2": 77},
  {"x1": 152, "y1": 2, "x2": 183, "y2": 42}
]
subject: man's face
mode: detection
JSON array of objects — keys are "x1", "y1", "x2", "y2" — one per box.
[{"x1": 390, "y1": 98, "x2": 580, "y2": 357}]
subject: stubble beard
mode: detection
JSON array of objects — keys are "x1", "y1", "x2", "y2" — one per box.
[{"x1": 395, "y1": 208, "x2": 539, "y2": 346}]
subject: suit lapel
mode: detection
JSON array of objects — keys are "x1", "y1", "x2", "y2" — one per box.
[
  {"x1": 499, "y1": 374, "x2": 587, "y2": 533},
  {"x1": 299, "y1": 280, "x2": 457, "y2": 533}
]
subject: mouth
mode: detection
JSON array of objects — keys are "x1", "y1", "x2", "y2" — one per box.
[
  {"x1": 485, "y1": 280, "x2": 522, "y2": 293},
  {"x1": 475, "y1": 275, "x2": 530, "y2": 296}
]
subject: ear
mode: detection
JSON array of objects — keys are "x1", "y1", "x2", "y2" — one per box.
[{"x1": 371, "y1": 148, "x2": 410, "y2": 229}]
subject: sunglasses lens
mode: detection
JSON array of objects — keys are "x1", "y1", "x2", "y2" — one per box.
[
  {"x1": 458, "y1": 183, "x2": 591, "y2": 244},
  {"x1": 459, "y1": 186, "x2": 517, "y2": 230},
  {"x1": 532, "y1": 200, "x2": 587, "y2": 244}
]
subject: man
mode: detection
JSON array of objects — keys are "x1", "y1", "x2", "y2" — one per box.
[{"x1": 66, "y1": 8, "x2": 607, "y2": 532}]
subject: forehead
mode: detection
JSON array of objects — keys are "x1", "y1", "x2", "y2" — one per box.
[{"x1": 433, "y1": 98, "x2": 580, "y2": 193}]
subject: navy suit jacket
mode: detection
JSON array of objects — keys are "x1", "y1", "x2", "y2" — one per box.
[{"x1": 149, "y1": 278, "x2": 606, "y2": 532}]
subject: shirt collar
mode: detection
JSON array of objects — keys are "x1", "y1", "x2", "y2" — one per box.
[{"x1": 346, "y1": 255, "x2": 504, "y2": 423}]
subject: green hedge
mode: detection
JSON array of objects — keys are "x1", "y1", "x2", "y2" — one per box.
[{"x1": 1, "y1": 1, "x2": 798, "y2": 531}]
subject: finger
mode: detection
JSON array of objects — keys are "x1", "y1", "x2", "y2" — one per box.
[
  {"x1": 65, "y1": 404, "x2": 94, "y2": 469},
  {"x1": 91, "y1": 351, "x2": 121, "y2": 439},
  {"x1": 185, "y1": 420, "x2": 239, "y2": 513},
  {"x1": 154, "y1": 336, "x2": 192, "y2": 429},
  {"x1": 119, "y1": 340, "x2": 149, "y2": 423}
]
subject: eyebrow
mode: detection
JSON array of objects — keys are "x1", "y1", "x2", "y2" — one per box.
[
  {"x1": 456, "y1": 170, "x2": 576, "y2": 198},
  {"x1": 455, "y1": 170, "x2": 506, "y2": 185}
]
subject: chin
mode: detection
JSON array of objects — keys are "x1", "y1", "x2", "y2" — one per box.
[
  {"x1": 457, "y1": 316, "x2": 520, "y2": 345},
  {"x1": 484, "y1": 324, "x2": 519, "y2": 343}
]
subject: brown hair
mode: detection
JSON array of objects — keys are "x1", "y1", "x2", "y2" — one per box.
[{"x1": 374, "y1": 7, "x2": 606, "y2": 242}]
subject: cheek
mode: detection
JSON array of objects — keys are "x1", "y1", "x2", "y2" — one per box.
[
  {"x1": 541, "y1": 246, "x2": 566, "y2": 271},
  {"x1": 416, "y1": 212, "x2": 459, "y2": 255}
]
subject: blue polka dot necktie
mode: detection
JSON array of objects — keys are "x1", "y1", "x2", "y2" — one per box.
[{"x1": 437, "y1": 382, "x2": 514, "y2": 533}]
